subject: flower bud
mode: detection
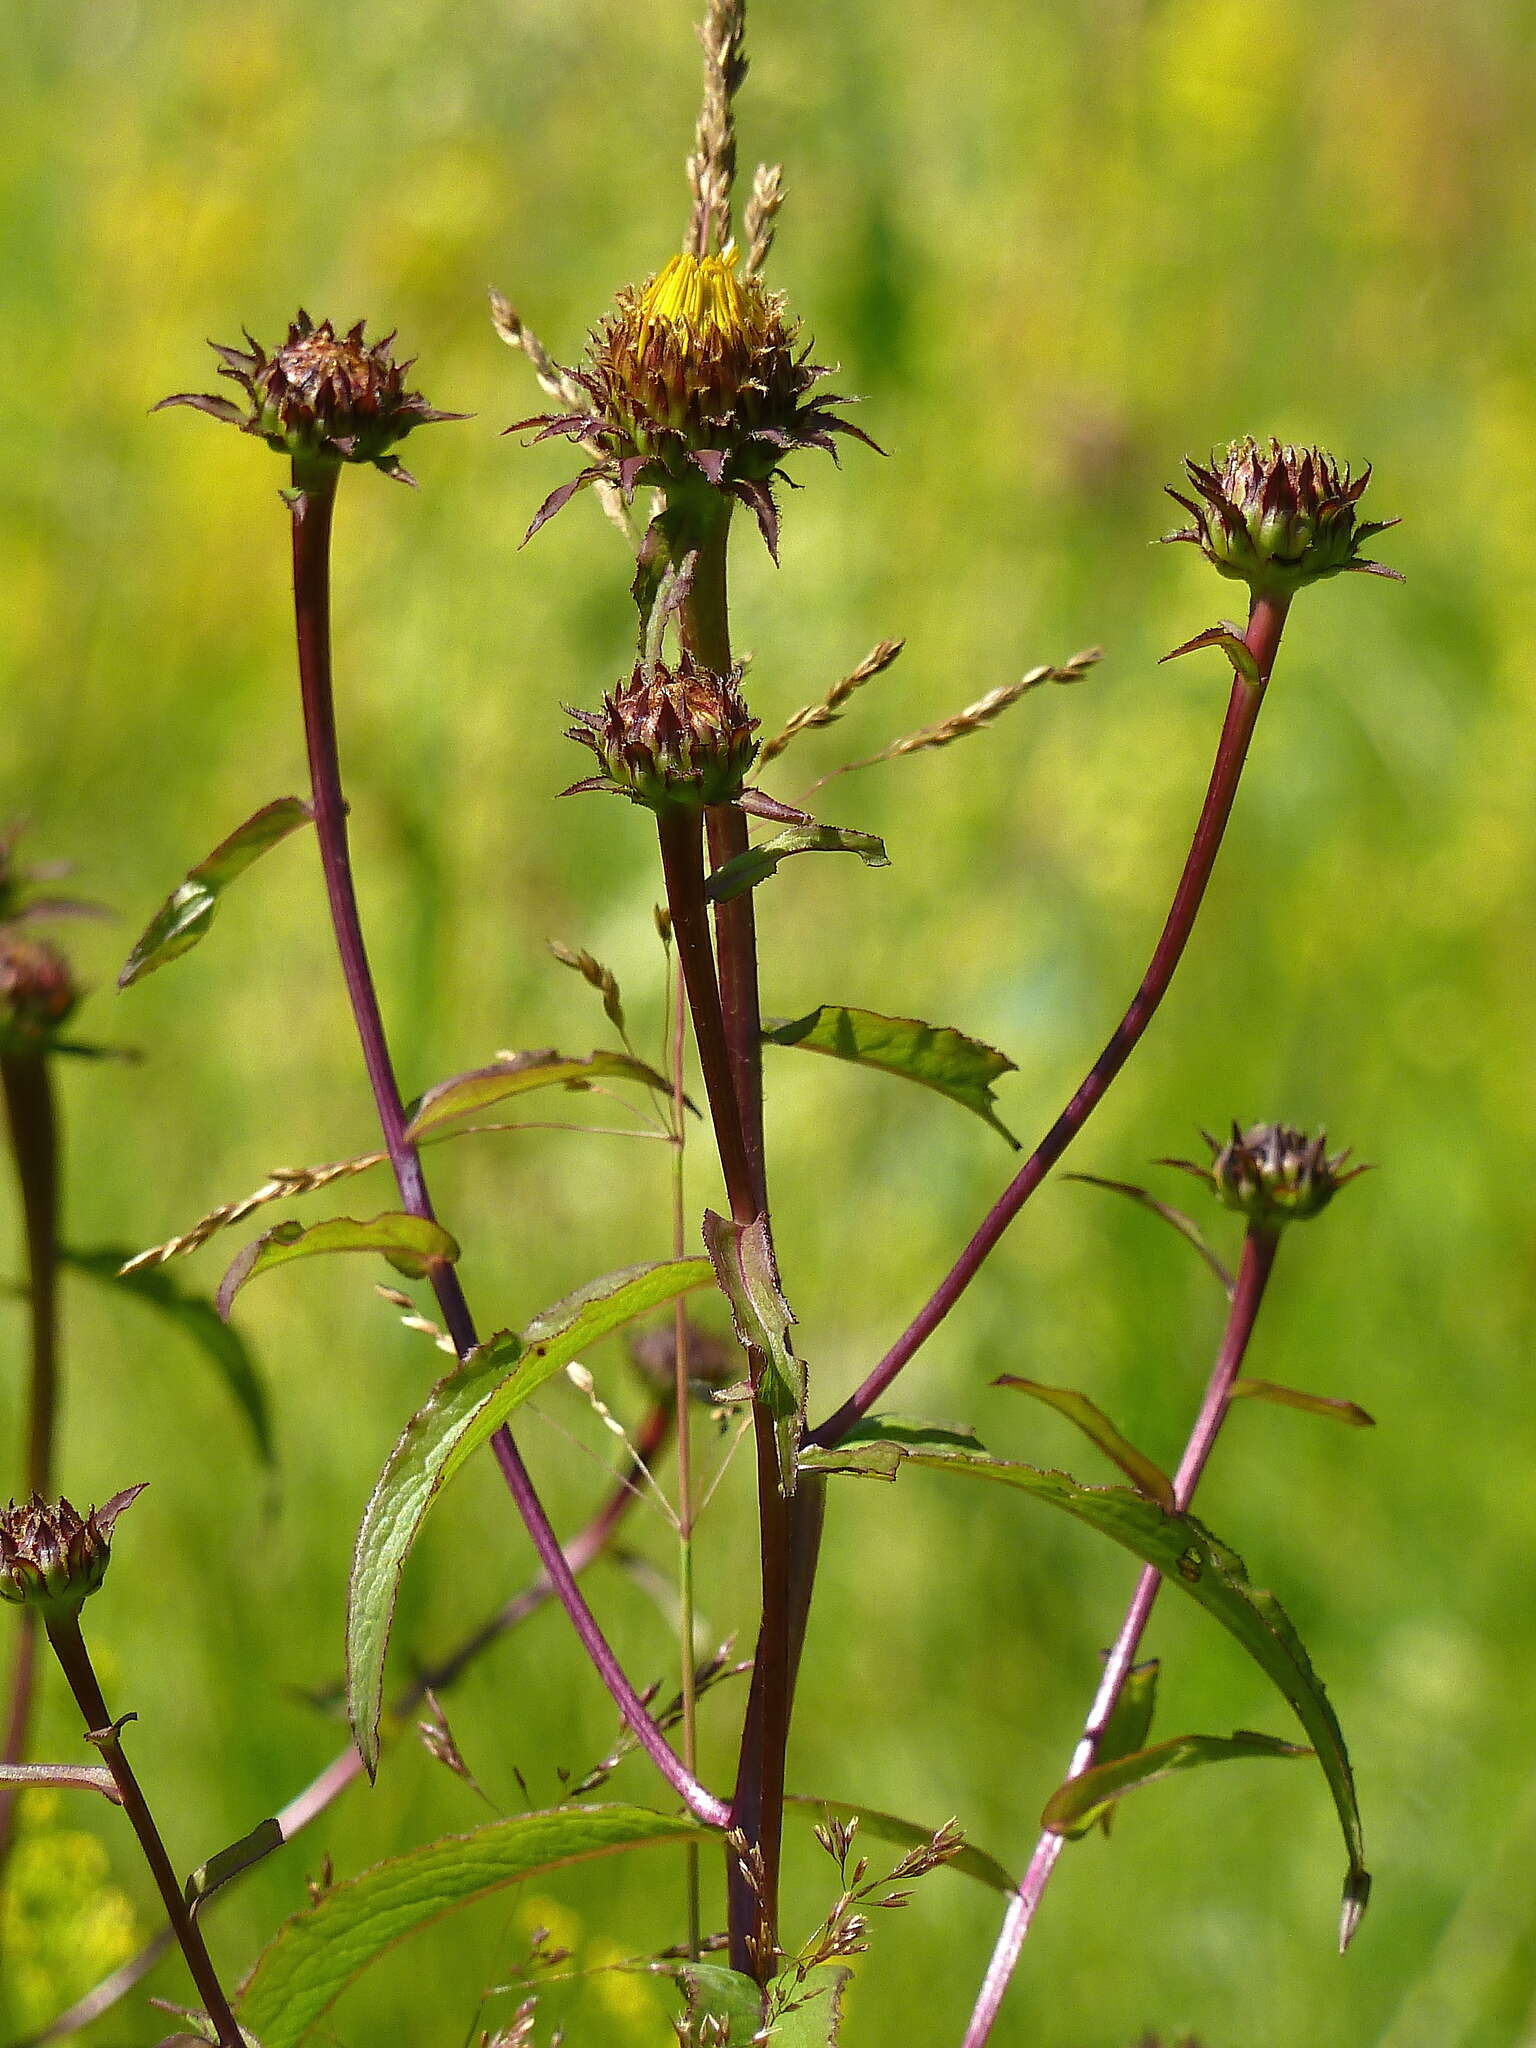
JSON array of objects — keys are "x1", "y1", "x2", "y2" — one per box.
[
  {"x1": 157, "y1": 312, "x2": 465, "y2": 482},
  {"x1": 0, "y1": 1488, "x2": 143, "y2": 1619},
  {"x1": 1171, "y1": 1122, "x2": 1368, "y2": 1228},
  {"x1": 513, "y1": 249, "x2": 876, "y2": 554},
  {"x1": 565, "y1": 655, "x2": 759, "y2": 811},
  {"x1": 1164, "y1": 440, "x2": 1399, "y2": 599},
  {"x1": 0, "y1": 934, "x2": 77, "y2": 1053}
]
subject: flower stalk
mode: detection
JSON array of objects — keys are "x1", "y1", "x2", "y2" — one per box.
[
  {"x1": 810, "y1": 590, "x2": 1290, "y2": 1448},
  {"x1": 286, "y1": 453, "x2": 727, "y2": 1830},
  {"x1": 961, "y1": 1225, "x2": 1281, "y2": 2047}
]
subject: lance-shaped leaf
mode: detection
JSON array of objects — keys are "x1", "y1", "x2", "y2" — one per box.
[
  {"x1": 186, "y1": 1818, "x2": 284, "y2": 1917},
  {"x1": 1091, "y1": 1658, "x2": 1160, "y2": 1837},
  {"x1": 217, "y1": 1213, "x2": 459, "y2": 1321},
  {"x1": 0, "y1": 1761, "x2": 120, "y2": 1802},
  {"x1": 236, "y1": 1805, "x2": 711, "y2": 2048},
  {"x1": 764, "y1": 1005, "x2": 1019, "y2": 1149},
  {"x1": 1063, "y1": 1173, "x2": 1234, "y2": 1296},
  {"x1": 347, "y1": 1257, "x2": 712, "y2": 1773},
  {"x1": 404, "y1": 1047, "x2": 677, "y2": 1143},
  {"x1": 705, "y1": 821, "x2": 889, "y2": 903},
  {"x1": 842, "y1": 1414, "x2": 985, "y2": 1452},
  {"x1": 1042, "y1": 1729, "x2": 1312, "y2": 1840},
  {"x1": 1232, "y1": 1378, "x2": 1376, "y2": 1429},
  {"x1": 64, "y1": 1247, "x2": 273, "y2": 1466},
  {"x1": 785, "y1": 1795, "x2": 1013, "y2": 1895},
  {"x1": 119, "y1": 797, "x2": 313, "y2": 987},
  {"x1": 702, "y1": 1211, "x2": 803, "y2": 1495},
  {"x1": 994, "y1": 1376, "x2": 1175, "y2": 1509},
  {"x1": 799, "y1": 1437, "x2": 1368, "y2": 1939}
]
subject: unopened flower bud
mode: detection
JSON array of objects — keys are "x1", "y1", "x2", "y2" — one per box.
[
  {"x1": 157, "y1": 312, "x2": 466, "y2": 483},
  {"x1": 565, "y1": 654, "x2": 758, "y2": 811},
  {"x1": 1164, "y1": 440, "x2": 1399, "y2": 599},
  {"x1": 0, "y1": 1488, "x2": 143, "y2": 1619},
  {"x1": 1170, "y1": 1122, "x2": 1368, "y2": 1228},
  {"x1": 0, "y1": 934, "x2": 77, "y2": 1052}
]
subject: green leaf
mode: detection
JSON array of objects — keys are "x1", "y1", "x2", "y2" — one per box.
[
  {"x1": 1232, "y1": 1378, "x2": 1376, "y2": 1429},
  {"x1": 216, "y1": 1213, "x2": 459, "y2": 1322},
  {"x1": 236, "y1": 1805, "x2": 711, "y2": 2047},
  {"x1": 702, "y1": 1210, "x2": 802, "y2": 1495},
  {"x1": 1063, "y1": 1173, "x2": 1234, "y2": 1296},
  {"x1": 841, "y1": 1414, "x2": 985, "y2": 1452},
  {"x1": 186, "y1": 1817, "x2": 284, "y2": 1916},
  {"x1": 404, "y1": 1048, "x2": 676, "y2": 1143},
  {"x1": 763, "y1": 1005, "x2": 1019, "y2": 1148},
  {"x1": 347, "y1": 1257, "x2": 712, "y2": 1774},
  {"x1": 680, "y1": 1964, "x2": 765, "y2": 2040},
  {"x1": 1094, "y1": 1659, "x2": 1160, "y2": 1833},
  {"x1": 993, "y1": 1377, "x2": 1175, "y2": 1509},
  {"x1": 770, "y1": 1969, "x2": 850, "y2": 2044},
  {"x1": 784, "y1": 1795, "x2": 1013, "y2": 1895},
  {"x1": 705, "y1": 822, "x2": 889, "y2": 903},
  {"x1": 119, "y1": 797, "x2": 313, "y2": 987},
  {"x1": 799, "y1": 1438, "x2": 1368, "y2": 1930},
  {"x1": 1042, "y1": 1729, "x2": 1312, "y2": 1840},
  {"x1": 64, "y1": 1248, "x2": 273, "y2": 1466},
  {"x1": 0, "y1": 1761, "x2": 120, "y2": 1802}
]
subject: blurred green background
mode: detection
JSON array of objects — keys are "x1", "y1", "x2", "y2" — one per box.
[{"x1": 2, "y1": 0, "x2": 1534, "y2": 2041}]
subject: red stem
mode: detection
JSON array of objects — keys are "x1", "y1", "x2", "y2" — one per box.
[
  {"x1": 809, "y1": 594, "x2": 1290, "y2": 1450},
  {"x1": 288, "y1": 462, "x2": 726, "y2": 1829},
  {"x1": 961, "y1": 1227, "x2": 1280, "y2": 2047}
]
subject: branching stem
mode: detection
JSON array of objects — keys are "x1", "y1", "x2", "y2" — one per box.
[
  {"x1": 810, "y1": 593, "x2": 1291, "y2": 1448},
  {"x1": 287, "y1": 459, "x2": 725, "y2": 1829},
  {"x1": 961, "y1": 1225, "x2": 1281, "y2": 2046}
]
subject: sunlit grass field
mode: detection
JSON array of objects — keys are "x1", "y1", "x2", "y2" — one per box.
[{"x1": 3, "y1": 0, "x2": 1535, "y2": 2041}]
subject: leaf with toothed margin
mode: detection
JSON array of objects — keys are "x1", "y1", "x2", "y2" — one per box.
[
  {"x1": 763, "y1": 1004, "x2": 1019, "y2": 1148},
  {"x1": 404, "y1": 1048, "x2": 677, "y2": 1142},
  {"x1": 702, "y1": 1211, "x2": 802, "y2": 1495},
  {"x1": 797, "y1": 1437, "x2": 1369, "y2": 1943},
  {"x1": 346, "y1": 1257, "x2": 712, "y2": 1775},
  {"x1": 993, "y1": 1377, "x2": 1175, "y2": 1509},
  {"x1": 705, "y1": 822, "x2": 889, "y2": 903},
  {"x1": 1042, "y1": 1729, "x2": 1312, "y2": 1840},
  {"x1": 236, "y1": 1806, "x2": 714, "y2": 2047},
  {"x1": 118, "y1": 797, "x2": 313, "y2": 987},
  {"x1": 1232, "y1": 1378, "x2": 1376, "y2": 1428},
  {"x1": 216, "y1": 1213, "x2": 459, "y2": 1322},
  {"x1": 679, "y1": 1963, "x2": 850, "y2": 2043},
  {"x1": 63, "y1": 1248, "x2": 274, "y2": 1467}
]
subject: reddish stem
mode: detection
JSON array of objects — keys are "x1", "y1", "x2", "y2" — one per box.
[
  {"x1": 810, "y1": 594, "x2": 1290, "y2": 1449},
  {"x1": 961, "y1": 1227, "x2": 1280, "y2": 2046},
  {"x1": 288, "y1": 462, "x2": 725, "y2": 1829}
]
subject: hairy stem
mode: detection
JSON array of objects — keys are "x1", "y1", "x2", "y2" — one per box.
[
  {"x1": 43, "y1": 1611, "x2": 243, "y2": 2047},
  {"x1": 0, "y1": 1049, "x2": 60, "y2": 1897},
  {"x1": 811, "y1": 592, "x2": 1291, "y2": 1448},
  {"x1": 962, "y1": 1226, "x2": 1281, "y2": 2047},
  {"x1": 288, "y1": 460, "x2": 725, "y2": 1828}
]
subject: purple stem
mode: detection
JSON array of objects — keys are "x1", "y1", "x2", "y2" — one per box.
[
  {"x1": 288, "y1": 461, "x2": 726, "y2": 1829},
  {"x1": 961, "y1": 1226, "x2": 1280, "y2": 2048},
  {"x1": 0, "y1": 1048, "x2": 60, "y2": 1896},
  {"x1": 809, "y1": 592, "x2": 1290, "y2": 1450}
]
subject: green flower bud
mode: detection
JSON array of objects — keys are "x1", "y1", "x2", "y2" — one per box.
[
  {"x1": 1170, "y1": 1122, "x2": 1369, "y2": 1229},
  {"x1": 1164, "y1": 440, "x2": 1399, "y2": 599},
  {"x1": 156, "y1": 312, "x2": 466, "y2": 483},
  {"x1": 565, "y1": 655, "x2": 759, "y2": 811},
  {"x1": 0, "y1": 1489, "x2": 143, "y2": 1620}
]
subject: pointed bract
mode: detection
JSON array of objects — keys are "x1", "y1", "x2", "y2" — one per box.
[
  {"x1": 1165, "y1": 1122, "x2": 1370, "y2": 1228},
  {"x1": 1163, "y1": 439, "x2": 1400, "y2": 599},
  {"x1": 0, "y1": 1487, "x2": 145, "y2": 1618},
  {"x1": 566, "y1": 654, "x2": 759, "y2": 812}
]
